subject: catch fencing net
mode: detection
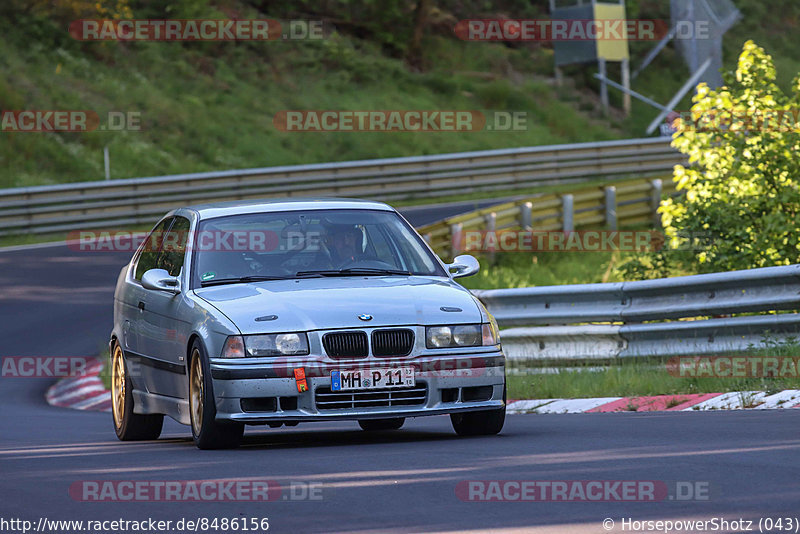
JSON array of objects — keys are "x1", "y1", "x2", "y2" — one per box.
[{"x1": 671, "y1": 0, "x2": 740, "y2": 87}]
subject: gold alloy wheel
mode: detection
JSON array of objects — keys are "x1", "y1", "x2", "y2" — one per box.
[
  {"x1": 190, "y1": 349, "x2": 204, "y2": 436},
  {"x1": 111, "y1": 345, "x2": 125, "y2": 429}
]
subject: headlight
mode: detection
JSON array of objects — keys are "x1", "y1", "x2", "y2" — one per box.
[
  {"x1": 222, "y1": 333, "x2": 310, "y2": 357},
  {"x1": 453, "y1": 325, "x2": 480, "y2": 346},
  {"x1": 426, "y1": 324, "x2": 494, "y2": 348},
  {"x1": 275, "y1": 333, "x2": 306, "y2": 354},
  {"x1": 426, "y1": 326, "x2": 453, "y2": 348},
  {"x1": 245, "y1": 332, "x2": 310, "y2": 357}
]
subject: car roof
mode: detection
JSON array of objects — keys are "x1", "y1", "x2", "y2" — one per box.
[{"x1": 184, "y1": 197, "x2": 395, "y2": 220}]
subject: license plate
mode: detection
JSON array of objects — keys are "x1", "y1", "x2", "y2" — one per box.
[{"x1": 331, "y1": 367, "x2": 414, "y2": 391}]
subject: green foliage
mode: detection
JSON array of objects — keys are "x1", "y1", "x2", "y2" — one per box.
[
  {"x1": 613, "y1": 251, "x2": 672, "y2": 281},
  {"x1": 458, "y1": 251, "x2": 624, "y2": 290},
  {"x1": 659, "y1": 41, "x2": 800, "y2": 273},
  {"x1": 254, "y1": 0, "x2": 415, "y2": 57},
  {"x1": 129, "y1": 0, "x2": 214, "y2": 18}
]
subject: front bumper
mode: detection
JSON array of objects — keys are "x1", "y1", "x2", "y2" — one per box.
[{"x1": 209, "y1": 348, "x2": 505, "y2": 424}]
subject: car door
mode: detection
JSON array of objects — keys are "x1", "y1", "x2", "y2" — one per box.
[
  {"x1": 138, "y1": 215, "x2": 192, "y2": 398},
  {"x1": 122, "y1": 216, "x2": 173, "y2": 358}
]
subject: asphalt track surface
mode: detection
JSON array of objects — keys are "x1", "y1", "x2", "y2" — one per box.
[{"x1": 2, "y1": 202, "x2": 800, "y2": 533}]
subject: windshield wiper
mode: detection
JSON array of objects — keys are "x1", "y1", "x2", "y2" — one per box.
[
  {"x1": 295, "y1": 268, "x2": 412, "y2": 277},
  {"x1": 202, "y1": 269, "x2": 412, "y2": 286},
  {"x1": 200, "y1": 275, "x2": 296, "y2": 287}
]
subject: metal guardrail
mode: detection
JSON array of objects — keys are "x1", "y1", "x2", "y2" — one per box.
[
  {"x1": 0, "y1": 137, "x2": 683, "y2": 236},
  {"x1": 472, "y1": 265, "x2": 800, "y2": 360},
  {"x1": 418, "y1": 176, "x2": 678, "y2": 259}
]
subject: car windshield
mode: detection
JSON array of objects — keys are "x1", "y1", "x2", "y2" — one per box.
[{"x1": 191, "y1": 208, "x2": 445, "y2": 287}]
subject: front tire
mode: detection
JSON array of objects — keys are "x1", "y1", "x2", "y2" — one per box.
[
  {"x1": 111, "y1": 341, "x2": 163, "y2": 441},
  {"x1": 451, "y1": 385, "x2": 506, "y2": 436},
  {"x1": 189, "y1": 341, "x2": 244, "y2": 450},
  {"x1": 358, "y1": 418, "x2": 405, "y2": 431}
]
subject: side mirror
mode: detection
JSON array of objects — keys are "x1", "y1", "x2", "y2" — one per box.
[
  {"x1": 141, "y1": 268, "x2": 180, "y2": 293},
  {"x1": 447, "y1": 254, "x2": 480, "y2": 278}
]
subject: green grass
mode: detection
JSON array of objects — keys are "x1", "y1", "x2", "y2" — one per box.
[
  {"x1": 0, "y1": 232, "x2": 74, "y2": 249},
  {"x1": 507, "y1": 343, "x2": 800, "y2": 400},
  {"x1": 2, "y1": 1, "x2": 799, "y2": 189},
  {"x1": 0, "y1": 14, "x2": 618, "y2": 190},
  {"x1": 459, "y1": 251, "x2": 626, "y2": 290},
  {"x1": 0, "y1": 224, "x2": 155, "y2": 249},
  {"x1": 393, "y1": 174, "x2": 640, "y2": 208}
]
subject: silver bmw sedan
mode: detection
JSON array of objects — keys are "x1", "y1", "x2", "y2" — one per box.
[{"x1": 110, "y1": 198, "x2": 506, "y2": 449}]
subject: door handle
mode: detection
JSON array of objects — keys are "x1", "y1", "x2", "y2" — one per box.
[{"x1": 138, "y1": 301, "x2": 145, "y2": 311}]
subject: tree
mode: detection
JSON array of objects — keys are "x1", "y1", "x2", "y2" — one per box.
[
  {"x1": 406, "y1": 0, "x2": 431, "y2": 70},
  {"x1": 659, "y1": 41, "x2": 800, "y2": 273}
]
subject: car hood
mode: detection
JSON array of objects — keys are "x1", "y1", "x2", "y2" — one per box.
[{"x1": 193, "y1": 276, "x2": 483, "y2": 334}]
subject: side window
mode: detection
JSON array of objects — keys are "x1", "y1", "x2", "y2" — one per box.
[
  {"x1": 157, "y1": 216, "x2": 191, "y2": 277},
  {"x1": 134, "y1": 217, "x2": 173, "y2": 281}
]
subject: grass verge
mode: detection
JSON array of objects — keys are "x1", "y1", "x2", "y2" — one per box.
[
  {"x1": 459, "y1": 250, "x2": 626, "y2": 289},
  {"x1": 507, "y1": 343, "x2": 800, "y2": 400},
  {"x1": 0, "y1": 224, "x2": 158, "y2": 249}
]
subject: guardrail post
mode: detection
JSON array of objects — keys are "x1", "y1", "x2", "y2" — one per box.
[
  {"x1": 604, "y1": 186, "x2": 617, "y2": 230},
  {"x1": 561, "y1": 194, "x2": 574, "y2": 232},
  {"x1": 521, "y1": 202, "x2": 533, "y2": 231},
  {"x1": 450, "y1": 223, "x2": 463, "y2": 257},
  {"x1": 103, "y1": 145, "x2": 110, "y2": 180},
  {"x1": 650, "y1": 179, "x2": 663, "y2": 228},
  {"x1": 485, "y1": 212, "x2": 497, "y2": 264}
]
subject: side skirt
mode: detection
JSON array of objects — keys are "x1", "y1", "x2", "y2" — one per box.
[{"x1": 133, "y1": 389, "x2": 191, "y2": 425}]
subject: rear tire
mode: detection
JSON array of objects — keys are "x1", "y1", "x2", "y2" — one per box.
[
  {"x1": 111, "y1": 341, "x2": 163, "y2": 441},
  {"x1": 189, "y1": 341, "x2": 243, "y2": 450},
  {"x1": 358, "y1": 418, "x2": 405, "y2": 431}
]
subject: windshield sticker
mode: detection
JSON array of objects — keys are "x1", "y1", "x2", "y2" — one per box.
[{"x1": 201, "y1": 271, "x2": 216, "y2": 281}]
